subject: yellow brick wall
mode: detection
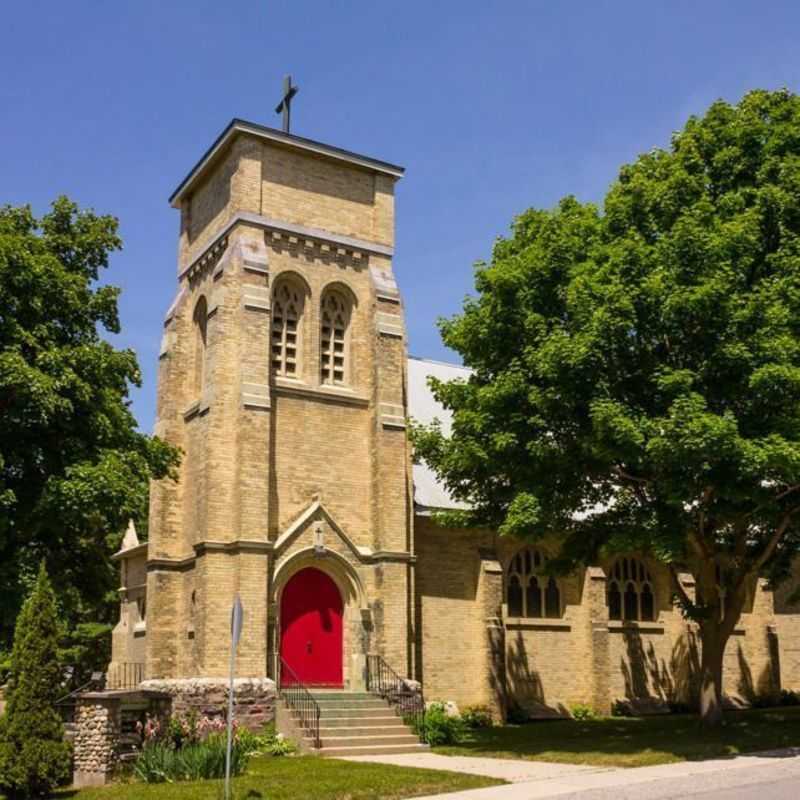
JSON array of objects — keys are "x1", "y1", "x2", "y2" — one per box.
[
  {"x1": 131, "y1": 129, "x2": 411, "y2": 683},
  {"x1": 415, "y1": 518, "x2": 789, "y2": 715},
  {"x1": 111, "y1": 123, "x2": 799, "y2": 716}
]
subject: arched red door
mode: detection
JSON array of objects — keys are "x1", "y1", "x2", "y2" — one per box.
[{"x1": 280, "y1": 567, "x2": 343, "y2": 687}]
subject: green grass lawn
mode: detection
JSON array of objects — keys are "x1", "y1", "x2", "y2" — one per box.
[
  {"x1": 49, "y1": 755, "x2": 503, "y2": 800},
  {"x1": 434, "y1": 706, "x2": 800, "y2": 768}
]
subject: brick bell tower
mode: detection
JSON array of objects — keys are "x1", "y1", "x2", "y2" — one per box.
[{"x1": 110, "y1": 119, "x2": 414, "y2": 691}]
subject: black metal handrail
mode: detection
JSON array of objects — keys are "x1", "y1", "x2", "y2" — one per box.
[
  {"x1": 278, "y1": 656, "x2": 321, "y2": 749},
  {"x1": 366, "y1": 654, "x2": 426, "y2": 742},
  {"x1": 106, "y1": 662, "x2": 145, "y2": 690},
  {"x1": 54, "y1": 672, "x2": 106, "y2": 725}
]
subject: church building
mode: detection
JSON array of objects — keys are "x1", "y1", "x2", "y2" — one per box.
[{"x1": 110, "y1": 115, "x2": 800, "y2": 734}]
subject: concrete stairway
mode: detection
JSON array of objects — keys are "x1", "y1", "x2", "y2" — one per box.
[{"x1": 306, "y1": 692, "x2": 429, "y2": 757}]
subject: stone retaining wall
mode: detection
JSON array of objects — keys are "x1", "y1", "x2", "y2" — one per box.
[{"x1": 139, "y1": 677, "x2": 276, "y2": 731}]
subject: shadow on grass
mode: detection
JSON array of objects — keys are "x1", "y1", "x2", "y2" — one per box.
[{"x1": 435, "y1": 707, "x2": 800, "y2": 768}]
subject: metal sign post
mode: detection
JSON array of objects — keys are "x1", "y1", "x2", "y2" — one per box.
[{"x1": 224, "y1": 595, "x2": 244, "y2": 800}]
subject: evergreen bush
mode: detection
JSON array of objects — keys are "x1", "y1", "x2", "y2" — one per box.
[{"x1": 0, "y1": 563, "x2": 71, "y2": 798}]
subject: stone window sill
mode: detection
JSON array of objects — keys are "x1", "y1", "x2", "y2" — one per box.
[
  {"x1": 608, "y1": 620, "x2": 665, "y2": 634},
  {"x1": 273, "y1": 377, "x2": 369, "y2": 406},
  {"x1": 505, "y1": 617, "x2": 571, "y2": 631},
  {"x1": 183, "y1": 398, "x2": 211, "y2": 421}
]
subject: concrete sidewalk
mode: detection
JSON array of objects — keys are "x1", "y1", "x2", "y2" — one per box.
[
  {"x1": 344, "y1": 747, "x2": 800, "y2": 799},
  {"x1": 345, "y1": 752, "x2": 610, "y2": 784}
]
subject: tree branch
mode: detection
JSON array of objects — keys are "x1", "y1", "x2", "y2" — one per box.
[
  {"x1": 669, "y1": 564, "x2": 695, "y2": 613},
  {"x1": 750, "y1": 506, "x2": 800, "y2": 575},
  {"x1": 612, "y1": 465, "x2": 651, "y2": 485},
  {"x1": 688, "y1": 529, "x2": 712, "y2": 561},
  {"x1": 776, "y1": 484, "x2": 800, "y2": 501}
]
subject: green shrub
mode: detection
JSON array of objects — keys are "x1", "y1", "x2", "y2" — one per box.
[
  {"x1": 569, "y1": 703, "x2": 597, "y2": 721},
  {"x1": 413, "y1": 703, "x2": 466, "y2": 746},
  {"x1": 460, "y1": 705, "x2": 493, "y2": 729},
  {"x1": 133, "y1": 734, "x2": 250, "y2": 783},
  {"x1": 0, "y1": 564, "x2": 71, "y2": 799},
  {"x1": 132, "y1": 742, "x2": 175, "y2": 784},
  {"x1": 236, "y1": 728, "x2": 295, "y2": 757}
]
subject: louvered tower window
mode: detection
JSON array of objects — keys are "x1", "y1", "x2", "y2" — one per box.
[
  {"x1": 272, "y1": 280, "x2": 304, "y2": 377},
  {"x1": 320, "y1": 291, "x2": 350, "y2": 385}
]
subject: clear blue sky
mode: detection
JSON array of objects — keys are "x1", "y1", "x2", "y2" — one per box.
[{"x1": 3, "y1": 1, "x2": 800, "y2": 431}]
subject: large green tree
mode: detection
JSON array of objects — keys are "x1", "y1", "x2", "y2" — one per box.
[
  {"x1": 0, "y1": 197, "x2": 179, "y2": 652},
  {"x1": 413, "y1": 89, "x2": 800, "y2": 726}
]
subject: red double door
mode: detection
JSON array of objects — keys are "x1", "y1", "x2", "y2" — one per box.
[{"x1": 280, "y1": 567, "x2": 343, "y2": 687}]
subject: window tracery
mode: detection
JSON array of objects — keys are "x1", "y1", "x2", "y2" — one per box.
[
  {"x1": 607, "y1": 557, "x2": 656, "y2": 621},
  {"x1": 506, "y1": 548, "x2": 561, "y2": 619}
]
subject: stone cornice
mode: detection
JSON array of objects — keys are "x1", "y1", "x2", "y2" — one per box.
[
  {"x1": 273, "y1": 378, "x2": 370, "y2": 407},
  {"x1": 111, "y1": 542, "x2": 148, "y2": 562},
  {"x1": 179, "y1": 211, "x2": 393, "y2": 282},
  {"x1": 145, "y1": 538, "x2": 415, "y2": 570},
  {"x1": 194, "y1": 540, "x2": 272, "y2": 555}
]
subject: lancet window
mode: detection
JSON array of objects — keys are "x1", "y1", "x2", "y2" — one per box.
[
  {"x1": 607, "y1": 557, "x2": 656, "y2": 622},
  {"x1": 192, "y1": 296, "x2": 208, "y2": 397},
  {"x1": 271, "y1": 279, "x2": 304, "y2": 378},
  {"x1": 506, "y1": 548, "x2": 561, "y2": 619},
  {"x1": 320, "y1": 289, "x2": 351, "y2": 385}
]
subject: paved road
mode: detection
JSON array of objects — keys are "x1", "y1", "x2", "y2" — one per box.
[
  {"x1": 553, "y1": 758, "x2": 800, "y2": 800},
  {"x1": 689, "y1": 776, "x2": 799, "y2": 799},
  {"x1": 348, "y1": 748, "x2": 800, "y2": 799}
]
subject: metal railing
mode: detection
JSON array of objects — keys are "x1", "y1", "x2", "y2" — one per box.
[
  {"x1": 278, "y1": 656, "x2": 321, "y2": 749},
  {"x1": 366, "y1": 654, "x2": 426, "y2": 741},
  {"x1": 55, "y1": 672, "x2": 107, "y2": 725},
  {"x1": 106, "y1": 662, "x2": 145, "y2": 690}
]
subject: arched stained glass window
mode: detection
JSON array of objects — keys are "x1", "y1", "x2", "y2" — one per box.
[
  {"x1": 506, "y1": 548, "x2": 562, "y2": 619},
  {"x1": 507, "y1": 574, "x2": 523, "y2": 617},
  {"x1": 607, "y1": 557, "x2": 657, "y2": 621}
]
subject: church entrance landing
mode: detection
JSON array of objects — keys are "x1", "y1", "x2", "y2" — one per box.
[{"x1": 280, "y1": 567, "x2": 343, "y2": 687}]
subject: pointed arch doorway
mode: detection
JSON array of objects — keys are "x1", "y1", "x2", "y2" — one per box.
[{"x1": 280, "y1": 566, "x2": 344, "y2": 687}]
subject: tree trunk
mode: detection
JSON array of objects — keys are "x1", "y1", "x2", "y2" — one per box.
[{"x1": 698, "y1": 623, "x2": 727, "y2": 727}]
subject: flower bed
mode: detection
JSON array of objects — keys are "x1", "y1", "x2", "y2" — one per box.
[{"x1": 133, "y1": 712, "x2": 252, "y2": 783}]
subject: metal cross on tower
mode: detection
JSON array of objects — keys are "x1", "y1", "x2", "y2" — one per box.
[{"x1": 275, "y1": 75, "x2": 299, "y2": 133}]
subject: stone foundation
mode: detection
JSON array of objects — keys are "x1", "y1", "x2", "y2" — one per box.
[{"x1": 139, "y1": 677, "x2": 276, "y2": 731}]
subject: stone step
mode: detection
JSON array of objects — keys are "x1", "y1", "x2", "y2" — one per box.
[
  {"x1": 318, "y1": 706, "x2": 392, "y2": 717},
  {"x1": 319, "y1": 743, "x2": 430, "y2": 758},
  {"x1": 319, "y1": 724, "x2": 409, "y2": 737},
  {"x1": 320, "y1": 716, "x2": 405, "y2": 729},
  {"x1": 315, "y1": 698, "x2": 387, "y2": 707},
  {"x1": 310, "y1": 692, "x2": 373, "y2": 700},
  {"x1": 314, "y1": 732, "x2": 421, "y2": 748}
]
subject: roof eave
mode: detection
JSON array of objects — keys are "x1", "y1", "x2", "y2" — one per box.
[{"x1": 169, "y1": 119, "x2": 405, "y2": 208}]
